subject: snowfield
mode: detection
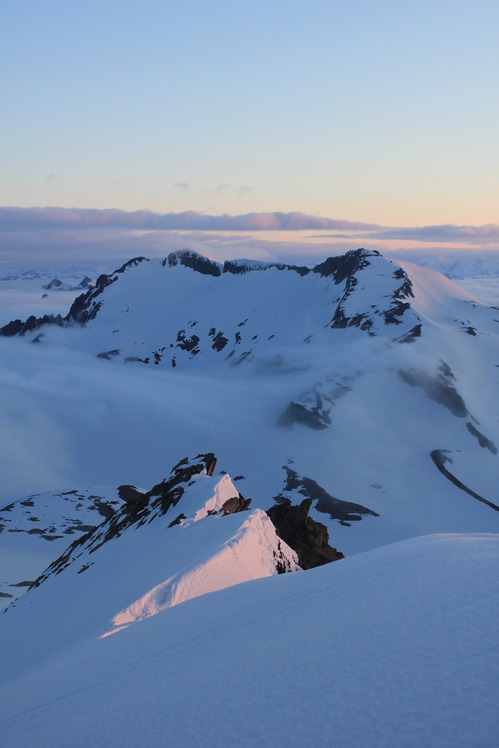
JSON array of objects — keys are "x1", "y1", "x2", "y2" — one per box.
[
  {"x1": 1, "y1": 534, "x2": 498, "y2": 747},
  {"x1": 1, "y1": 248, "x2": 498, "y2": 746}
]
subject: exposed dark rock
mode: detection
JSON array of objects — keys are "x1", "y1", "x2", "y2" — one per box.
[
  {"x1": 168, "y1": 513, "x2": 186, "y2": 528},
  {"x1": 313, "y1": 248, "x2": 377, "y2": 282},
  {"x1": 383, "y1": 302, "x2": 410, "y2": 325},
  {"x1": 9, "y1": 580, "x2": 34, "y2": 587},
  {"x1": 466, "y1": 423, "x2": 498, "y2": 455},
  {"x1": 212, "y1": 331, "x2": 228, "y2": 351},
  {"x1": 276, "y1": 467, "x2": 378, "y2": 526},
  {"x1": 93, "y1": 501, "x2": 116, "y2": 520},
  {"x1": 68, "y1": 257, "x2": 148, "y2": 324},
  {"x1": 97, "y1": 349, "x2": 120, "y2": 360},
  {"x1": 117, "y1": 485, "x2": 146, "y2": 504},
  {"x1": 0, "y1": 314, "x2": 64, "y2": 337},
  {"x1": 266, "y1": 499, "x2": 343, "y2": 569},
  {"x1": 164, "y1": 250, "x2": 222, "y2": 277},
  {"x1": 398, "y1": 364, "x2": 468, "y2": 417},
  {"x1": 273, "y1": 540, "x2": 296, "y2": 574},
  {"x1": 220, "y1": 496, "x2": 252, "y2": 515},
  {"x1": 430, "y1": 450, "x2": 499, "y2": 512},
  {"x1": 399, "y1": 324, "x2": 422, "y2": 343},
  {"x1": 383, "y1": 268, "x2": 415, "y2": 325},
  {"x1": 223, "y1": 260, "x2": 309, "y2": 276},
  {"x1": 31, "y1": 453, "x2": 219, "y2": 586},
  {"x1": 279, "y1": 402, "x2": 330, "y2": 430},
  {"x1": 176, "y1": 330, "x2": 200, "y2": 355}
]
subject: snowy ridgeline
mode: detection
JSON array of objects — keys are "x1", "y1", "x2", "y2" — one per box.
[{"x1": 0, "y1": 248, "x2": 498, "y2": 746}]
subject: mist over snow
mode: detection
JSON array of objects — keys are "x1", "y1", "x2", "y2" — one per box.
[{"x1": 1, "y1": 246, "x2": 498, "y2": 746}]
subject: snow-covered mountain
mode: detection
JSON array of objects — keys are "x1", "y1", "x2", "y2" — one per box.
[
  {"x1": 42, "y1": 276, "x2": 95, "y2": 291},
  {"x1": 2, "y1": 249, "x2": 497, "y2": 535},
  {"x1": 1, "y1": 247, "x2": 498, "y2": 745}
]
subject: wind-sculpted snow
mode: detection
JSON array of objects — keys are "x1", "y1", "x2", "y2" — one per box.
[
  {"x1": 109, "y1": 509, "x2": 298, "y2": 634},
  {"x1": 1, "y1": 534, "x2": 498, "y2": 747},
  {"x1": 0, "y1": 454, "x2": 302, "y2": 682}
]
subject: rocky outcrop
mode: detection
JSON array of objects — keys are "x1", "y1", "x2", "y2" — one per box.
[
  {"x1": 276, "y1": 466, "x2": 378, "y2": 525},
  {"x1": 399, "y1": 362, "x2": 468, "y2": 417},
  {"x1": 164, "y1": 250, "x2": 222, "y2": 277},
  {"x1": 266, "y1": 499, "x2": 343, "y2": 569}
]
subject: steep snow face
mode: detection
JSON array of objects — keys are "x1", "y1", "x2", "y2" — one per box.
[
  {"x1": 0, "y1": 456, "x2": 298, "y2": 680},
  {"x1": 1, "y1": 534, "x2": 497, "y2": 747},
  {"x1": 109, "y1": 508, "x2": 298, "y2": 633}
]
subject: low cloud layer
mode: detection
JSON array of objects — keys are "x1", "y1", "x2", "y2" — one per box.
[
  {"x1": 1, "y1": 206, "x2": 498, "y2": 272},
  {"x1": 0, "y1": 207, "x2": 383, "y2": 232}
]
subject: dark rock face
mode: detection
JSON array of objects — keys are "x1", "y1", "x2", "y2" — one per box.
[
  {"x1": 399, "y1": 324, "x2": 422, "y2": 343},
  {"x1": 117, "y1": 485, "x2": 147, "y2": 504},
  {"x1": 32, "y1": 453, "x2": 220, "y2": 586},
  {"x1": 0, "y1": 314, "x2": 64, "y2": 337},
  {"x1": 276, "y1": 467, "x2": 378, "y2": 526},
  {"x1": 211, "y1": 331, "x2": 228, "y2": 351},
  {"x1": 68, "y1": 257, "x2": 149, "y2": 324},
  {"x1": 313, "y1": 248, "x2": 377, "y2": 282},
  {"x1": 176, "y1": 330, "x2": 200, "y2": 355},
  {"x1": 97, "y1": 349, "x2": 120, "y2": 360},
  {"x1": 278, "y1": 402, "x2": 330, "y2": 430},
  {"x1": 164, "y1": 250, "x2": 222, "y2": 277},
  {"x1": 398, "y1": 362, "x2": 468, "y2": 417},
  {"x1": 223, "y1": 260, "x2": 310, "y2": 276},
  {"x1": 317, "y1": 250, "x2": 377, "y2": 332},
  {"x1": 466, "y1": 422, "x2": 498, "y2": 454},
  {"x1": 430, "y1": 450, "x2": 499, "y2": 512},
  {"x1": 219, "y1": 496, "x2": 252, "y2": 515},
  {"x1": 266, "y1": 499, "x2": 343, "y2": 569}
]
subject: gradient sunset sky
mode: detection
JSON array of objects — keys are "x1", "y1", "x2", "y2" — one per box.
[{"x1": 1, "y1": 0, "x2": 498, "y2": 264}]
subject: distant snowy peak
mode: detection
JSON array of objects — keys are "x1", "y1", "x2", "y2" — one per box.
[
  {"x1": 1, "y1": 248, "x2": 496, "y2": 371},
  {"x1": 43, "y1": 276, "x2": 95, "y2": 291}
]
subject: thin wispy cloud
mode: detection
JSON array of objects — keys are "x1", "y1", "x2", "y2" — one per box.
[
  {"x1": 46, "y1": 174, "x2": 58, "y2": 183},
  {"x1": 173, "y1": 182, "x2": 189, "y2": 190},
  {"x1": 238, "y1": 185, "x2": 252, "y2": 195}
]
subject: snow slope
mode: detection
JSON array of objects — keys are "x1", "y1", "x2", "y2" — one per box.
[
  {"x1": 0, "y1": 485, "x2": 123, "y2": 608},
  {"x1": 1, "y1": 248, "x2": 498, "y2": 746},
  {"x1": 0, "y1": 456, "x2": 299, "y2": 683},
  {"x1": 1, "y1": 249, "x2": 498, "y2": 567},
  {"x1": 1, "y1": 533, "x2": 497, "y2": 747}
]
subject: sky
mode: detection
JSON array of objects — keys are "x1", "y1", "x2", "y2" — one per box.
[{"x1": 1, "y1": 0, "x2": 498, "y2": 264}]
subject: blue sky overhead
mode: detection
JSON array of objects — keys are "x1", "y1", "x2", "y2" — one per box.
[{"x1": 1, "y1": 0, "x2": 498, "y2": 261}]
